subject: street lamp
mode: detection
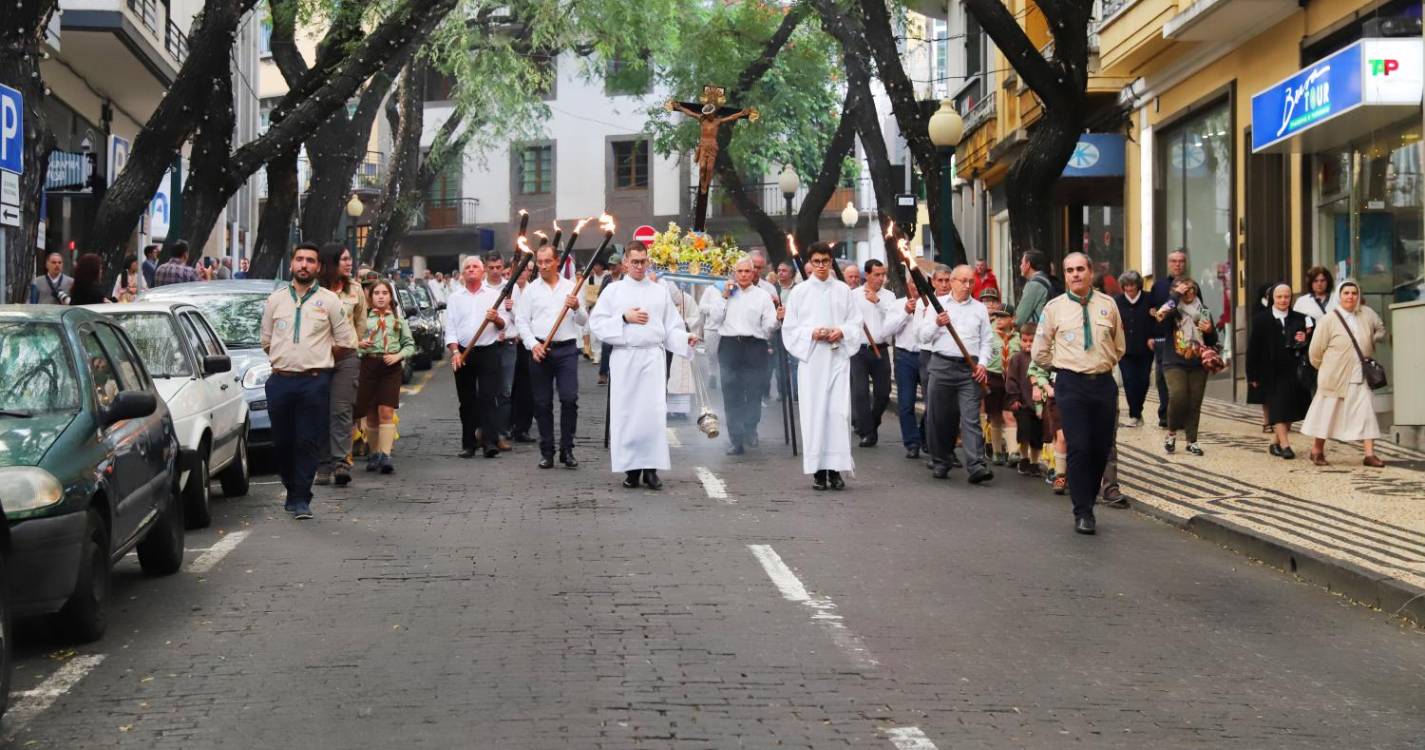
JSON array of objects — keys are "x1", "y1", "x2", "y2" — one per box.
[
  {"x1": 346, "y1": 194, "x2": 364, "y2": 218},
  {"x1": 927, "y1": 100, "x2": 965, "y2": 266},
  {"x1": 778, "y1": 164, "x2": 799, "y2": 237},
  {"x1": 840, "y1": 201, "x2": 858, "y2": 261}
]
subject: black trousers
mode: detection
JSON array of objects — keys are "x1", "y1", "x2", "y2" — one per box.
[
  {"x1": 851, "y1": 345, "x2": 892, "y2": 439},
  {"x1": 511, "y1": 345, "x2": 534, "y2": 436},
  {"x1": 531, "y1": 340, "x2": 579, "y2": 456},
  {"x1": 1055, "y1": 370, "x2": 1118, "y2": 520},
  {"x1": 1154, "y1": 342, "x2": 1169, "y2": 423},
  {"x1": 1120, "y1": 352, "x2": 1153, "y2": 420},
  {"x1": 455, "y1": 345, "x2": 501, "y2": 451},
  {"x1": 718, "y1": 336, "x2": 770, "y2": 447}
]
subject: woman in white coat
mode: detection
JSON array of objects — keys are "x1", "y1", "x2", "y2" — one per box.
[{"x1": 1301, "y1": 280, "x2": 1387, "y2": 467}]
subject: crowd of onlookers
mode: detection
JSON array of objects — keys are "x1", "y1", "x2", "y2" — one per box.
[{"x1": 28, "y1": 241, "x2": 254, "y2": 307}]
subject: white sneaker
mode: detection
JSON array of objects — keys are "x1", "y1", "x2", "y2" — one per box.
[{"x1": 1123, "y1": 417, "x2": 1144, "y2": 428}]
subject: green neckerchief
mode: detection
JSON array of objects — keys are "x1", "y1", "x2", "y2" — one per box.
[
  {"x1": 1067, "y1": 290, "x2": 1092, "y2": 351},
  {"x1": 288, "y1": 283, "x2": 317, "y2": 343}
]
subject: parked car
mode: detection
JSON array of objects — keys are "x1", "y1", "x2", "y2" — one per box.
[
  {"x1": 393, "y1": 280, "x2": 444, "y2": 370},
  {"x1": 140, "y1": 280, "x2": 282, "y2": 451},
  {"x1": 0, "y1": 306, "x2": 184, "y2": 643},
  {"x1": 0, "y1": 498, "x2": 11, "y2": 719},
  {"x1": 89, "y1": 302, "x2": 251, "y2": 529}
]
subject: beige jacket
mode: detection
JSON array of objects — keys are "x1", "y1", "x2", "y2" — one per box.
[{"x1": 1308, "y1": 305, "x2": 1386, "y2": 398}]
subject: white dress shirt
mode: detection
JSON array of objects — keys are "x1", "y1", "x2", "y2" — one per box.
[
  {"x1": 917, "y1": 293, "x2": 993, "y2": 364},
  {"x1": 854, "y1": 286, "x2": 910, "y2": 345},
  {"x1": 444, "y1": 283, "x2": 513, "y2": 348},
  {"x1": 898, "y1": 300, "x2": 929, "y2": 353},
  {"x1": 515, "y1": 275, "x2": 588, "y2": 348},
  {"x1": 702, "y1": 284, "x2": 779, "y2": 339}
]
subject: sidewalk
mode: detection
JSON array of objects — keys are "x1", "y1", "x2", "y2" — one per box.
[{"x1": 1115, "y1": 393, "x2": 1425, "y2": 626}]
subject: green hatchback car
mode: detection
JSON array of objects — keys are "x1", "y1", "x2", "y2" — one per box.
[{"x1": 0, "y1": 306, "x2": 185, "y2": 642}]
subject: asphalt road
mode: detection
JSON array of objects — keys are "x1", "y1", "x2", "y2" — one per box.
[{"x1": 6, "y1": 358, "x2": 1423, "y2": 749}]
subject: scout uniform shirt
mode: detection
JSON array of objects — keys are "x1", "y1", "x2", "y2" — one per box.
[
  {"x1": 261, "y1": 283, "x2": 359, "y2": 372},
  {"x1": 359, "y1": 309, "x2": 416, "y2": 359},
  {"x1": 1030, "y1": 289, "x2": 1125, "y2": 375}
]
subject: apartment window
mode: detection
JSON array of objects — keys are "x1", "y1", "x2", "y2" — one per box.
[
  {"x1": 518, "y1": 145, "x2": 553, "y2": 195},
  {"x1": 612, "y1": 140, "x2": 649, "y2": 190},
  {"x1": 965, "y1": 14, "x2": 984, "y2": 82},
  {"x1": 258, "y1": 18, "x2": 272, "y2": 57},
  {"x1": 423, "y1": 68, "x2": 456, "y2": 102},
  {"x1": 606, "y1": 56, "x2": 651, "y2": 96}
]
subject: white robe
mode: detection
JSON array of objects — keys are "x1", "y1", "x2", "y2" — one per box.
[
  {"x1": 783, "y1": 275, "x2": 864, "y2": 474},
  {"x1": 589, "y1": 276, "x2": 693, "y2": 472}
]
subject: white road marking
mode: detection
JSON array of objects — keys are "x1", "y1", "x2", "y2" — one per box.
[
  {"x1": 401, "y1": 369, "x2": 435, "y2": 395},
  {"x1": 885, "y1": 727, "x2": 939, "y2": 750},
  {"x1": 251, "y1": 480, "x2": 282, "y2": 486},
  {"x1": 747, "y1": 544, "x2": 878, "y2": 668},
  {"x1": 695, "y1": 466, "x2": 732, "y2": 503},
  {"x1": 186, "y1": 529, "x2": 251, "y2": 574},
  {"x1": 6, "y1": 654, "x2": 106, "y2": 729},
  {"x1": 665, "y1": 428, "x2": 683, "y2": 447}
]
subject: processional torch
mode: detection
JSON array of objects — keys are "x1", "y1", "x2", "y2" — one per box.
[
  {"x1": 462, "y1": 234, "x2": 536, "y2": 354},
  {"x1": 541, "y1": 215, "x2": 608, "y2": 344},
  {"x1": 884, "y1": 220, "x2": 988, "y2": 394}
]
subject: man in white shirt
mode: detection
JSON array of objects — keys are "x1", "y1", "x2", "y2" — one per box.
[
  {"x1": 702, "y1": 257, "x2": 780, "y2": 455},
  {"x1": 918, "y1": 264, "x2": 994, "y2": 483},
  {"x1": 589, "y1": 243, "x2": 699, "y2": 490},
  {"x1": 850, "y1": 259, "x2": 909, "y2": 448},
  {"x1": 784, "y1": 242, "x2": 864, "y2": 491},
  {"x1": 516, "y1": 245, "x2": 587, "y2": 469},
  {"x1": 894, "y1": 278, "x2": 926, "y2": 458},
  {"x1": 445, "y1": 256, "x2": 514, "y2": 458}
]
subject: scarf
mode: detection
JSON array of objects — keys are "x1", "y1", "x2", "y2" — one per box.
[
  {"x1": 288, "y1": 284, "x2": 317, "y2": 343},
  {"x1": 1173, "y1": 297, "x2": 1205, "y2": 358},
  {"x1": 1066, "y1": 290, "x2": 1093, "y2": 351}
]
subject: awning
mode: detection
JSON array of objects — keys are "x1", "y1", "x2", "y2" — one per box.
[{"x1": 1251, "y1": 38, "x2": 1423, "y2": 154}]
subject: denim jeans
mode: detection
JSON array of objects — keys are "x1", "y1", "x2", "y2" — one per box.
[
  {"x1": 266, "y1": 371, "x2": 333, "y2": 507},
  {"x1": 894, "y1": 348, "x2": 924, "y2": 449}
]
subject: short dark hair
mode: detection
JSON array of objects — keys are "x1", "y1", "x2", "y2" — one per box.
[
  {"x1": 143, "y1": 244, "x2": 159, "y2": 257},
  {"x1": 1021, "y1": 250, "x2": 1046, "y2": 272},
  {"x1": 863, "y1": 259, "x2": 885, "y2": 273},
  {"x1": 807, "y1": 242, "x2": 836, "y2": 260},
  {"x1": 168, "y1": 240, "x2": 190, "y2": 261},
  {"x1": 44, "y1": 250, "x2": 63, "y2": 262},
  {"x1": 293, "y1": 242, "x2": 321, "y2": 260},
  {"x1": 483, "y1": 251, "x2": 504, "y2": 265}
]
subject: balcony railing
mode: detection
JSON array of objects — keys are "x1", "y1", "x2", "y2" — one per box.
[
  {"x1": 353, "y1": 151, "x2": 387, "y2": 191},
  {"x1": 127, "y1": 0, "x2": 160, "y2": 33},
  {"x1": 165, "y1": 18, "x2": 189, "y2": 63},
  {"x1": 691, "y1": 176, "x2": 872, "y2": 222},
  {"x1": 963, "y1": 95, "x2": 997, "y2": 136},
  {"x1": 417, "y1": 198, "x2": 480, "y2": 230}
]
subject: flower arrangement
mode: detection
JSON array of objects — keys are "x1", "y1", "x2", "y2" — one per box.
[{"x1": 646, "y1": 223, "x2": 747, "y2": 276}]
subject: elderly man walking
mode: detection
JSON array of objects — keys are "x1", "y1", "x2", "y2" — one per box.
[
  {"x1": 446, "y1": 256, "x2": 513, "y2": 459},
  {"x1": 703, "y1": 257, "x2": 779, "y2": 455},
  {"x1": 1031, "y1": 252, "x2": 1125, "y2": 535},
  {"x1": 919, "y1": 265, "x2": 994, "y2": 483}
]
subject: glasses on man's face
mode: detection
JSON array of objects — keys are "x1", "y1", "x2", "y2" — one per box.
[
  {"x1": 808, "y1": 258, "x2": 831, "y2": 266},
  {"x1": 627, "y1": 259, "x2": 649, "y2": 266}
]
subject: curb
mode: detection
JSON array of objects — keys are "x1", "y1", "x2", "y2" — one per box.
[{"x1": 1129, "y1": 501, "x2": 1425, "y2": 628}]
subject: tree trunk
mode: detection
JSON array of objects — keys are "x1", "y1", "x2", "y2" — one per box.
[
  {"x1": 0, "y1": 0, "x2": 58, "y2": 302},
  {"x1": 87, "y1": 0, "x2": 259, "y2": 262},
  {"x1": 170, "y1": 67, "x2": 237, "y2": 267},
  {"x1": 365, "y1": 59, "x2": 425, "y2": 270},
  {"x1": 251, "y1": 149, "x2": 299, "y2": 278}
]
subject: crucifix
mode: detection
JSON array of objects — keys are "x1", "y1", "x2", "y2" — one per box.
[{"x1": 666, "y1": 85, "x2": 758, "y2": 232}]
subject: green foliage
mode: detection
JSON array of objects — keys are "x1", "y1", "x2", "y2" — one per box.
[{"x1": 645, "y1": 1, "x2": 844, "y2": 184}]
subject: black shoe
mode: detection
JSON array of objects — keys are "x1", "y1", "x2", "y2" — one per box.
[
  {"x1": 513, "y1": 433, "x2": 536, "y2": 444},
  {"x1": 560, "y1": 451, "x2": 579, "y2": 469},
  {"x1": 968, "y1": 468, "x2": 993, "y2": 484},
  {"x1": 1280, "y1": 446, "x2": 1295, "y2": 460},
  {"x1": 905, "y1": 446, "x2": 920, "y2": 459},
  {"x1": 538, "y1": 455, "x2": 555, "y2": 469},
  {"x1": 642, "y1": 470, "x2": 662, "y2": 490},
  {"x1": 828, "y1": 471, "x2": 845, "y2": 490},
  {"x1": 812, "y1": 471, "x2": 828, "y2": 491},
  {"x1": 726, "y1": 444, "x2": 745, "y2": 456},
  {"x1": 334, "y1": 466, "x2": 352, "y2": 487},
  {"x1": 484, "y1": 448, "x2": 500, "y2": 458},
  {"x1": 931, "y1": 466, "x2": 950, "y2": 479},
  {"x1": 949, "y1": 454, "x2": 963, "y2": 469},
  {"x1": 1075, "y1": 517, "x2": 1097, "y2": 535},
  {"x1": 1269, "y1": 443, "x2": 1283, "y2": 457},
  {"x1": 459, "y1": 448, "x2": 477, "y2": 459},
  {"x1": 858, "y1": 435, "x2": 877, "y2": 448},
  {"x1": 623, "y1": 471, "x2": 641, "y2": 489}
]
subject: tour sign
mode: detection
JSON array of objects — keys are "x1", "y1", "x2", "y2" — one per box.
[{"x1": 632, "y1": 225, "x2": 657, "y2": 244}]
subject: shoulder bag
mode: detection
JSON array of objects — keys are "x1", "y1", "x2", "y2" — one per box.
[{"x1": 1334, "y1": 310, "x2": 1387, "y2": 390}]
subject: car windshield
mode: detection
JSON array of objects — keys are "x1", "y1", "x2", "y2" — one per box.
[
  {"x1": 109, "y1": 313, "x2": 192, "y2": 378},
  {"x1": 0, "y1": 323, "x2": 81, "y2": 415},
  {"x1": 411, "y1": 283, "x2": 433, "y2": 310},
  {"x1": 188, "y1": 294, "x2": 267, "y2": 349},
  {"x1": 397, "y1": 289, "x2": 416, "y2": 314}
]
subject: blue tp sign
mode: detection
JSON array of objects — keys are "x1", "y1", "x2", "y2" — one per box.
[
  {"x1": 0, "y1": 83, "x2": 22, "y2": 175},
  {"x1": 1251, "y1": 43, "x2": 1365, "y2": 153}
]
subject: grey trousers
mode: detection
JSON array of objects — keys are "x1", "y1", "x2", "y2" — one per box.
[
  {"x1": 495, "y1": 341, "x2": 517, "y2": 436},
  {"x1": 325, "y1": 354, "x2": 360, "y2": 468},
  {"x1": 926, "y1": 354, "x2": 987, "y2": 473}
]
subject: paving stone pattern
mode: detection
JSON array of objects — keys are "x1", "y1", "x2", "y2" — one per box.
[{"x1": 6, "y1": 360, "x2": 1425, "y2": 749}]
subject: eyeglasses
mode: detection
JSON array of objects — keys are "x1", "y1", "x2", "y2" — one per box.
[
  {"x1": 626, "y1": 259, "x2": 649, "y2": 266},
  {"x1": 808, "y1": 258, "x2": 832, "y2": 266}
]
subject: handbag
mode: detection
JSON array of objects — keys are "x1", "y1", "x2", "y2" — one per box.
[{"x1": 1334, "y1": 310, "x2": 1388, "y2": 390}]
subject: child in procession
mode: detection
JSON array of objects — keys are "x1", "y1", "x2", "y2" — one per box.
[{"x1": 357, "y1": 280, "x2": 417, "y2": 474}]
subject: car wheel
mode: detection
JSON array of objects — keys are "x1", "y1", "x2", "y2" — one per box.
[
  {"x1": 137, "y1": 481, "x2": 185, "y2": 576},
  {"x1": 414, "y1": 352, "x2": 432, "y2": 371},
  {"x1": 401, "y1": 360, "x2": 413, "y2": 385},
  {"x1": 184, "y1": 448, "x2": 212, "y2": 530},
  {"x1": 58, "y1": 508, "x2": 110, "y2": 643},
  {"x1": 219, "y1": 429, "x2": 250, "y2": 498},
  {"x1": 0, "y1": 551, "x2": 12, "y2": 719}
]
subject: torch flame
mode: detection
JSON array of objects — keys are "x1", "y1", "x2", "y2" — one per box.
[
  {"x1": 516, "y1": 236, "x2": 533, "y2": 255},
  {"x1": 573, "y1": 217, "x2": 593, "y2": 234},
  {"x1": 518, "y1": 209, "x2": 528, "y2": 217},
  {"x1": 884, "y1": 223, "x2": 897, "y2": 240},
  {"x1": 599, "y1": 212, "x2": 615, "y2": 235},
  {"x1": 785, "y1": 233, "x2": 799, "y2": 257},
  {"x1": 533, "y1": 230, "x2": 548, "y2": 241},
  {"x1": 552, "y1": 220, "x2": 561, "y2": 233},
  {"x1": 896, "y1": 237, "x2": 911, "y2": 263}
]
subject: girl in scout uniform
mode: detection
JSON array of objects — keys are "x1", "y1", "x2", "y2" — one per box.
[{"x1": 356, "y1": 280, "x2": 417, "y2": 474}]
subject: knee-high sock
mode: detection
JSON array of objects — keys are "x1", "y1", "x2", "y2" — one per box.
[
  {"x1": 378, "y1": 423, "x2": 397, "y2": 455},
  {"x1": 1055, "y1": 450, "x2": 1068, "y2": 476}
]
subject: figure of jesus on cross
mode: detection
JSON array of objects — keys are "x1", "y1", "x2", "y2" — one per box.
[{"x1": 666, "y1": 85, "x2": 758, "y2": 231}]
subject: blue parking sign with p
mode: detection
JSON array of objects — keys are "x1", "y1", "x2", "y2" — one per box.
[{"x1": 1, "y1": 84, "x2": 24, "y2": 175}]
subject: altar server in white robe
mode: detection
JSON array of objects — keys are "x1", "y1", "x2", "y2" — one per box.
[
  {"x1": 783, "y1": 242, "x2": 864, "y2": 490},
  {"x1": 589, "y1": 242, "x2": 698, "y2": 490}
]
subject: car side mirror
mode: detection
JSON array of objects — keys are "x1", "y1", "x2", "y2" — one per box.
[
  {"x1": 203, "y1": 354, "x2": 232, "y2": 375},
  {"x1": 102, "y1": 391, "x2": 157, "y2": 427},
  {"x1": 437, "y1": 302, "x2": 447, "y2": 311}
]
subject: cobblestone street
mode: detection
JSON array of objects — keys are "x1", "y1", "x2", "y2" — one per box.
[{"x1": 6, "y1": 359, "x2": 1423, "y2": 749}]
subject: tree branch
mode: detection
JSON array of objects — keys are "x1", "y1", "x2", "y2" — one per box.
[{"x1": 961, "y1": 0, "x2": 1078, "y2": 112}]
